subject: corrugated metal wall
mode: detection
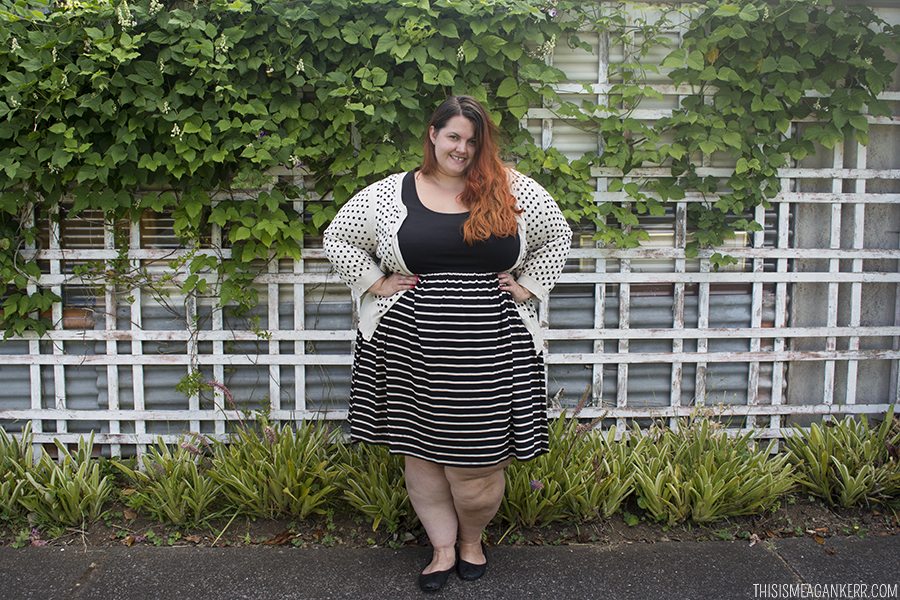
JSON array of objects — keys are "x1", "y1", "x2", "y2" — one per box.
[{"x1": 1, "y1": 2, "x2": 898, "y2": 455}]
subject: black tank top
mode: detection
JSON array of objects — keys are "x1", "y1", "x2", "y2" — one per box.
[{"x1": 397, "y1": 170, "x2": 520, "y2": 274}]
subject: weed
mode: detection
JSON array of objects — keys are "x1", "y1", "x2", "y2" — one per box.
[
  {"x1": 11, "y1": 529, "x2": 30, "y2": 548},
  {"x1": 712, "y1": 529, "x2": 734, "y2": 541}
]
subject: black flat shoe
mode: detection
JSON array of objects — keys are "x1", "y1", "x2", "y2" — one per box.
[
  {"x1": 457, "y1": 544, "x2": 487, "y2": 581},
  {"x1": 418, "y1": 566, "x2": 454, "y2": 592},
  {"x1": 456, "y1": 558, "x2": 486, "y2": 581}
]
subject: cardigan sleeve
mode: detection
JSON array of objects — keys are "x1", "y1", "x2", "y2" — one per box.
[
  {"x1": 323, "y1": 182, "x2": 387, "y2": 296},
  {"x1": 511, "y1": 173, "x2": 573, "y2": 300}
]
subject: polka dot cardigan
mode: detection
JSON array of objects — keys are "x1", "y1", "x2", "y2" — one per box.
[{"x1": 323, "y1": 170, "x2": 572, "y2": 353}]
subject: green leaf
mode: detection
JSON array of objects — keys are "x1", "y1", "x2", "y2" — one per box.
[
  {"x1": 508, "y1": 94, "x2": 529, "y2": 121},
  {"x1": 848, "y1": 115, "x2": 869, "y2": 132},
  {"x1": 497, "y1": 77, "x2": 518, "y2": 98},
  {"x1": 721, "y1": 131, "x2": 741, "y2": 149},
  {"x1": 478, "y1": 35, "x2": 506, "y2": 56},
  {"x1": 661, "y1": 49, "x2": 685, "y2": 70},
  {"x1": 788, "y1": 4, "x2": 808, "y2": 24},
  {"x1": 779, "y1": 56, "x2": 802, "y2": 74},
  {"x1": 686, "y1": 50, "x2": 704, "y2": 71},
  {"x1": 737, "y1": 4, "x2": 759, "y2": 22}
]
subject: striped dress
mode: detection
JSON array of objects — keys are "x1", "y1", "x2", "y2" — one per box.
[{"x1": 348, "y1": 171, "x2": 549, "y2": 467}]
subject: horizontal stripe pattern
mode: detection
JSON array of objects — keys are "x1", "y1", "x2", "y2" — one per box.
[{"x1": 349, "y1": 272, "x2": 548, "y2": 467}]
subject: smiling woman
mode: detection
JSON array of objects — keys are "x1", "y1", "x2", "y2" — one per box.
[
  {"x1": 419, "y1": 96, "x2": 523, "y2": 247},
  {"x1": 324, "y1": 95, "x2": 572, "y2": 592}
]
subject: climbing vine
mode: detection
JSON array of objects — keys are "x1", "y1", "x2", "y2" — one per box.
[{"x1": 0, "y1": 0, "x2": 898, "y2": 337}]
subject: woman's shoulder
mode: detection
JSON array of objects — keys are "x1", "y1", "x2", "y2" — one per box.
[{"x1": 504, "y1": 168, "x2": 551, "y2": 200}]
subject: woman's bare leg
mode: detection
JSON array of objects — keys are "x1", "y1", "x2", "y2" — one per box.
[
  {"x1": 404, "y1": 456, "x2": 458, "y2": 574},
  {"x1": 405, "y1": 456, "x2": 509, "y2": 571},
  {"x1": 445, "y1": 460, "x2": 509, "y2": 565}
]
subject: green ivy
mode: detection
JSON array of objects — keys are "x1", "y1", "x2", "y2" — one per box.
[
  {"x1": 0, "y1": 0, "x2": 897, "y2": 336},
  {"x1": 0, "y1": 0, "x2": 579, "y2": 335}
]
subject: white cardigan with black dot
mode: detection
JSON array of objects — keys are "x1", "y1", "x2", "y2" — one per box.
[{"x1": 323, "y1": 170, "x2": 572, "y2": 353}]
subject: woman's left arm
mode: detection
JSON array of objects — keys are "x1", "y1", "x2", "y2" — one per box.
[{"x1": 509, "y1": 175, "x2": 573, "y2": 300}]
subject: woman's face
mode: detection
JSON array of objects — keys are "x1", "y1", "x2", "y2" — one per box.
[{"x1": 429, "y1": 115, "x2": 477, "y2": 179}]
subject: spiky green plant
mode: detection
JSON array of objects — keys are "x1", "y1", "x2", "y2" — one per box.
[
  {"x1": 497, "y1": 412, "x2": 633, "y2": 528},
  {"x1": 209, "y1": 421, "x2": 340, "y2": 519},
  {"x1": 0, "y1": 422, "x2": 35, "y2": 521},
  {"x1": 631, "y1": 415, "x2": 795, "y2": 525},
  {"x1": 15, "y1": 433, "x2": 113, "y2": 527},
  {"x1": 334, "y1": 442, "x2": 415, "y2": 532},
  {"x1": 785, "y1": 406, "x2": 900, "y2": 508},
  {"x1": 112, "y1": 436, "x2": 223, "y2": 528}
]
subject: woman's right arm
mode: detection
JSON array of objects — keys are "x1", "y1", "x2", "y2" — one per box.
[
  {"x1": 323, "y1": 187, "x2": 388, "y2": 296},
  {"x1": 323, "y1": 184, "x2": 417, "y2": 297}
]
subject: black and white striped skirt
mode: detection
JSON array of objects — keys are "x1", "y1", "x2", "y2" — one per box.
[{"x1": 349, "y1": 272, "x2": 549, "y2": 467}]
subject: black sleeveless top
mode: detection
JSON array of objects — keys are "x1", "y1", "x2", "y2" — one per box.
[{"x1": 397, "y1": 171, "x2": 520, "y2": 274}]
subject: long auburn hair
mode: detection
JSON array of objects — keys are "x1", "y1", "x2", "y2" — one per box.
[{"x1": 420, "y1": 95, "x2": 521, "y2": 245}]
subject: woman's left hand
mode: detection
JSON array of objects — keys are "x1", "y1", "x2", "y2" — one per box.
[{"x1": 498, "y1": 272, "x2": 533, "y2": 303}]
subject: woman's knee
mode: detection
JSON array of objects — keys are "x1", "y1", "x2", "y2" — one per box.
[{"x1": 445, "y1": 464, "x2": 507, "y2": 507}]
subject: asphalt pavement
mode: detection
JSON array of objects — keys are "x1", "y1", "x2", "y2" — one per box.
[{"x1": 2, "y1": 535, "x2": 898, "y2": 600}]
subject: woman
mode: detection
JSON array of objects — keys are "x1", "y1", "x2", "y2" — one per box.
[{"x1": 324, "y1": 95, "x2": 571, "y2": 592}]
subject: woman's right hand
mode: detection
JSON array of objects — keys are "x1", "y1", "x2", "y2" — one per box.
[{"x1": 367, "y1": 273, "x2": 418, "y2": 297}]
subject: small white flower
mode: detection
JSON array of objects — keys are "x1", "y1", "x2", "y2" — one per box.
[
  {"x1": 865, "y1": 57, "x2": 873, "y2": 66},
  {"x1": 10, "y1": 37, "x2": 20, "y2": 52},
  {"x1": 266, "y1": 66, "x2": 274, "y2": 75},
  {"x1": 532, "y1": 34, "x2": 556, "y2": 58},
  {"x1": 171, "y1": 124, "x2": 183, "y2": 140},
  {"x1": 456, "y1": 46, "x2": 464, "y2": 61},
  {"x1": 295, "y1": 58, "x2": 305, "y2": 74},
  {"x1": 116, "y1": 2, "x2": 132, "y2": 29},
  {"x1": 9, "y1": 97, "x2": 20, "y2": 108},
  {"x1": 149, "y1": 0, "x2": 163, "y2": 16},
  {"x1": 763, "y1": 6, "x2": 769, "y2": 19},
  {"x1": 52, "y1": 47, "x2": 57, "y2": 62},
  {"x1": 162, "y1": 101, "x2": 170, "y2": 114}
]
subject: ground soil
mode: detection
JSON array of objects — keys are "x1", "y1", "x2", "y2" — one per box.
[{"x1": 2, "y1": 495, "x2": 897, "y2": 551}]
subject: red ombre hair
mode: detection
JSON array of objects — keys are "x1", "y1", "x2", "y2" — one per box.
[{"x1": 420, "y1": 96, "x2": 521, "y2": 245}]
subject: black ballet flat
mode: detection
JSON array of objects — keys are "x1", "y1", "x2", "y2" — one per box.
[
  {"x1": 418, "y1": 566, "x2": 455, "y2": 592},
  {"x1": 457, "y1": 545, "x2": 487, "y2": 581}
]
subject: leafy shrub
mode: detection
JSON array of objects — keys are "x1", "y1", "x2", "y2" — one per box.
[
  {"x1": 112, "y1": 436, "x2": 223, "y2": 528},
  {"x1": 334, "y1": 442, "x2": 415, "y2": 532},
  {"x1": 0, "y1": 422, "x2": 35, "y2": 521},
  {"x1": 631, "y1": 416, "x2": 795, "y2": 525},
  {"x1": 497, "y1": 413, "x2": 634, "y2": 527},
  {"x1": 785, "y1": 406, "x2": 900, "y2": 508},
  {"x1": 209, "y1": 421, "x2": 340, "y2": 519},
  {"x1": 14, "y1": 433, "x2": 113, "y2": 527}
]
